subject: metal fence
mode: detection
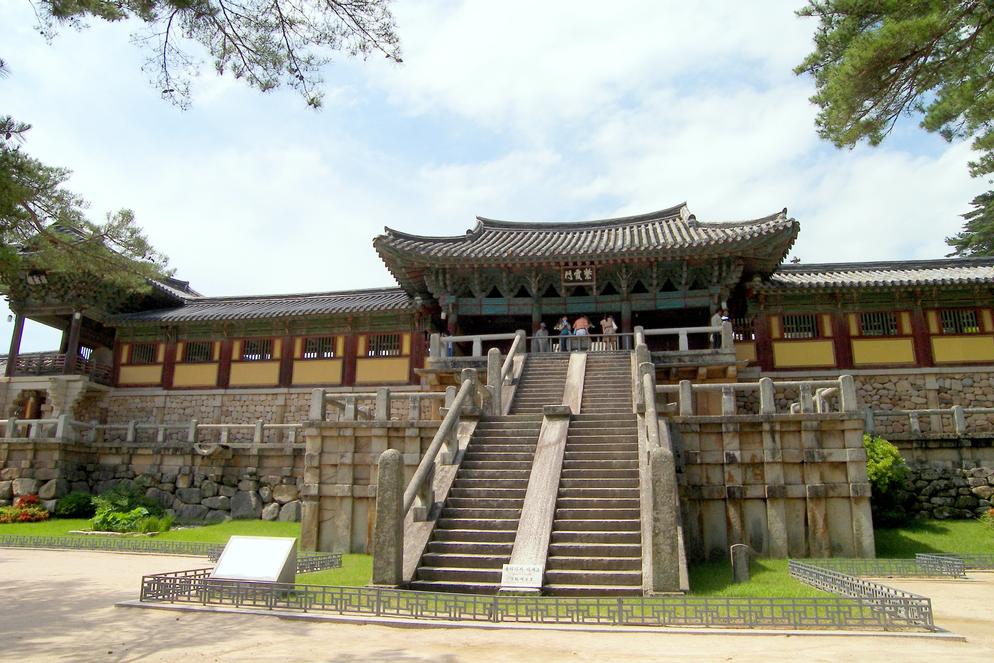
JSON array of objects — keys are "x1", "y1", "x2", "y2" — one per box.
[
  {"x1": 788, "y1": 561, "x2": 934, "y2": 630},
  {"x1": 919, "y1": 553, "x2": 994, "y2": 571},
  {"x1": 0, "y1": 535, "x2": 341, "y2": 573},
  {"x1": 798, "y1": 556, "x2": 966, "y2": 578},
  {"x1": 138, "y1": 567, "x2": 933, "y2": 631}
]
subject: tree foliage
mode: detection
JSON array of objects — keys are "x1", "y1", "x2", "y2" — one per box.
[
  {"x1": 795, "y1": 1, "x2": 994, "y2": 253},
  {"x1": 863, "y1": 433, "x2": 913, "y2": 526},
  {"x1": 34, "y1": 0, "x2": 402, "y2": 108},
  {"x1": 1, "y1": 58, "x2": 170, "y2": 306}
]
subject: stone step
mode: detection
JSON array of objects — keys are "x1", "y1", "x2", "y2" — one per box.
[
  {"x1": 415, "y1": 566, "x2": 505, "y2": 584},
  {"x1": 544, "y1": 555, "x2": 642, "y2": 573},
  {"x1": 461, "y1": 452, "x2": 536, "y2": 462},
  {"x1": 560, "y1": 477, "x2": 638, "y2": 489},
  {"x1": 449, "y1": 487, "x2": 527, "y2": 499},
  {"x1": 572, "y1": 414, "x2": 637, "y2": 421},
  {"x1": 445, "y1": 497, "x2": 525, "y2": 510},
  {"x1": 543, "y1": 569, "x2": 642, "y2": 586},
  {"x1": 442, "y1": 507, "x2": 523, "y2": 519},
  {"x1": 456, "y1": 469, "x2": 532, "y2": 480},
  {"x1": 554, "y1": 508, "x2": 640, "y2": 520},
  {"x1": 419, "y1": 553, "x2": 510, "y2": 569},
  {"x1": 556, "y1": 497, "x2": 640, "y2": 509},
  {"x1": 407, "y1": 580, "x2": 501, "y2": 594},
  {"x1": 437, "y1": 518, "x2": 520, "y2": 530},
  {"x1": 464, "y1": 444, "x2": 537, "y2": 452},
  {"x1": 560, "y1": 468, "x2": 638, "y2": 479},
  {"x1": 460, "y1": 460, "x2": 534, "y2": 470},
  {"x1": 562, "y1": 459, "x2": 638, "y2": 470},
  {"x1": 548, "y1": 542, "x2": 642, "y2": 557},
  {"x1": 553, "y1": 519, "x2": 641, "y2": 532},
  {"x1": 563, "y1": 450, "x2": 638, "y2": 460},
  {"x1": 432, "y1": 529, "x2": 517, "y2": 543},
  {"x1": 550, "y1": 530, "x2": 641, "y2": 545},
  {"x1": 557, "y1": 487, "x2": 640, "y2": 499},
  {"x1": 427, "y1": 541, "x2": 514, "y2": 556},
  {"x1": 542, "y1": 584, "x2": 642, "y2": 597},
  {"x1": 451, "y1": 478, "x2": 530, "y2": 489}
]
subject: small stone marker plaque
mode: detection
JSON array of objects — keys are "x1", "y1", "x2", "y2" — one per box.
[
  {"x1": 211, "y1": 535, "x2": 297, "y2": 584},
  {"x1": 501, "y1": 563, "x2": 544, "y2": 589}
]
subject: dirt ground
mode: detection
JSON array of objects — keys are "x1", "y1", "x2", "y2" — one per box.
[{"x1": 1, "y1": 549, "x2": 992, "y2": 662}]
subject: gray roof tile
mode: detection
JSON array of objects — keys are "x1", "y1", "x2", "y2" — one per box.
[{"x1": 766, "y1": 258, "x2": 994, "y2": 290}]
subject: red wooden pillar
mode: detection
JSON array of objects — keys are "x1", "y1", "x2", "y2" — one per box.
[
  {"x1": 754, "y1": 313, "x2": 775, "y2": 372},
  {"x1": 218, "y1": 339, "x2": 233, "y2": 387},
  {"x1": 343, "y1": 335, "x2": 358, "y2": 386},
  {"x1": 910, "y1": 305, "x2": 934, "y2": 367},
  {"x1": 278, "y1": 334, "x2": 294, "y2": 387},
  {"x1": 5, "y1": 312, "x2": 24, "y2": 377},
  {"x1": 162, "y1": 340, "x2": 177, "y2": 389},
  {"x1": 831, "y1": 312, "x2": 853, "y2": 369},
  {"x1": 63, "y1": 312, "x2": 82, "y2": 374}
]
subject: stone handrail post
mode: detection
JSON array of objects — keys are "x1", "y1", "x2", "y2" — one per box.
[
  {"x1": 407, "y1": 396, "x2": 420, "y2": 422},
  {"x1": 678, "y1": 380, "x2": 693, "y2": 416},
  {"x1": 636, "y1": 357, "x2": 653, "y2": 414},
  {"x1": 472, "y1": 337, "x2": 483, "y2": 357},
  {"x1": 375, "y1": 388, "x2": 391, "y2": 420},
  {"x1": 839, "y1": 375, "x2": 858, "y2": 413},
  {"x1": 909, "y1": 411, "x2": 922, "y2": 436},
  {"x1": 634, "y1": 325, "x2": 645, "y2": 347},
  {"x1": 187, "y1": 419, "x2": 199, "y2": 444},
  {"x1": 90, "y1": 419, "x2": 101, "y2": 444},
  {"x1": 411, "y1": 461, "x2": 435, "y2": 521},
  {"x1": 799, "y1": 384, "x2": 814, "y2": 413},
  {"x1": 126, "y1": 420, "x2": 137, "y2": 443},
  {"x1": 642, "y1": 372, "x2": 660, "y2": 452},
  {"x1": 634, "y1": 343, "x2": 651, "y2": 412},
  {"x1": 429, "y1": 333, "x2": 442, "y2": 358},
  {"x1": 372, "y1": 448, "x2": 404, "y2": 586},
  {"x1": 253, "y1": 420, "x2": 265, "y2": 444},
  {"x1": 677, "y1": 330, "x2": 689, "y2": 352},
  {"x1": 5, "y1": 417, "x2": 17, "y2": 438},
  {"x1": 444, "y1": 385, "x2": 457, "y2": 408},
  {"x1": 220, "y1": 427, "x2": 230, "y2": 444},
  {"x1": 309, "y1": 388, "x2": 326, "y2": 420},
  {"x1": 721, "y1": 320, "x2": 734, "y2": 351},
  {"x1": 952, "y1": 405, "x2": 967, "y2": 435},
  {"x1": 487, "y1": 347, "x2": 502, "y2": 416},
  {"x1": 721, "y1": 386, "x2": 736, "y2": 415},
  {"x1": 55, "y1": 414, "x2": 69, "y2": 442},
  {"x1": 864, "y1": 408, "x2": 875, "y2": 435},
  {"x1": 759, "y1": 378, "x2": 775, "y2": 414},
  {"x1": 156, "y1": 426, "x2": 166, "y2": 444}
]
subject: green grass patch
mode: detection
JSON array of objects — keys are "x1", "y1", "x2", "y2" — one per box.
[
  {"x1": 874, "y1": 518, "x2": 994, "y2": 557},
  {"x1": 297, "y1": 554, "x2": 371, "y2": 586},
  {"x1": 0, "y1": 518, "x2": 93, "y2": 537},
  {"x1": 687, "y1": 558, "x2": 830, "y2": 598},
  {"x1": 0, "y1": 517, "x2": 300, "y2": 544}
]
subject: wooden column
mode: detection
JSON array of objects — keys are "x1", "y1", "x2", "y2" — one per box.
[
  {"x1": 831, "y1": 312, "x2": 853, "y2": 369},
  {"x1": 4, "y1": 312, "x2": 24, "y2": 377},
  {"x1": 910, "y1": 304, "x2": 934, "y2": 367},
  {"x1": 218, "y1": 339, "x2": 233, "y2": 387},
  {"x1": 531, "y1": 299, "x2": 543, "y2": 332},
  {"x1": 278, "y1": 334, "x2": 294, "y2": 387},
  {"x1": 162, "y1": 340, "x2": 177, "y2": 389},
  {"x1": 343, "y1": 335, "x2": 358, "y2": 386},
  {"x1": 63, "y1": 312, "x2": 82, "y2": 374},
  {"x1": 754, "y1": 312, "x2": 775, "y2": 371},
  {"x1": 621, "y1": 298, "x2": 632, "y2": 334}
]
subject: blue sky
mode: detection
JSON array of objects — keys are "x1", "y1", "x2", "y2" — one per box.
[{"x1": 1, "y1": 0, "x2": 986, "y2": 352}]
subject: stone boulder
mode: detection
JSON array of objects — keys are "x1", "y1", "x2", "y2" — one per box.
[
  {"x1": 278, "y1": 501, "x2": 301, "y2": 522},
  {"x1": 38, "y1": 479, "x2": 67, "y2": 500},
  {"x1": 145, "y1": 487, "x2": 174, "y2": 509},
  {"x1": 42, "y1": 499, "x2": 58, "y2": 513},
  {"x1": 174, "y1": 503, "x2": 209, "y2": 522},
  {"x1": 0, "y1": 480, "x2": 11, "y2": 501},
  {"x1": 272, "y1": 485, "x2": 298, "y2": 504},
  {"x1": 259, "y1": 486, "x2": 273, "y2": 504},
  {"x1": 200, "y1": 480, "x2": 219, "y2": 499},
  {"x1": 202, "y1": 496, "x2": 230, "y2": 511},
  {"x1": 176, "y1": 487, "x2": 202, "y2": 504},
  {"x1": 12, "y1": 478, "x2": 39, "y2": 497},
  {"x1": 204, "y1": 510, "x2": 229, "y2": 524},
  {"x1": 230, "y1": 491, "x2": 262, "y2": 519},
  {"x1": 261, "y1": 502, "x2": 281, "y2": 521}
]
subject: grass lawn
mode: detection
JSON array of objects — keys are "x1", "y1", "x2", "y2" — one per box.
[
  {"x1": 687, "y1": 557, "x2": 828, "y2": 598},
  {"x1": 874, "y1": 519, "x2": 993, "y2": 557},
  {"x1": 0, "y1": 518, "x2": 300, "y2": 543},
  {"x1": 298, "y1": 554, "x2": 371, "y2": 586}
]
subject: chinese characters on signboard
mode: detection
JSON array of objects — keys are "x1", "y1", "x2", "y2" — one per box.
[{"x1": 562, "y1": 265, "x2": 595, "y2": 287}]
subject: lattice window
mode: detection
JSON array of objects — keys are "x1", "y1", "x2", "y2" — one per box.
[
  {"x1": 860, "y1": 311, "x2": 899, "y2": 337},
  {"x1": 732, "y1": 317, "x2": 755, "y2": 342},
  {"x1": 367, "y1": 333, "x2": 402, "y2": 357},
  {"x1": 241, "y1": 338, "x2": 274, "y2": 361},
  {"x1": 940, "y1": 309, "x2": 980, "y2": 334},
  {"x1": 303, "y1": 336, "x2": 336, "y2": 359},
  {"x1": 782, "y1": 314, "x2": 819, "y2": 339},
  {"x1": 130, "y1": 342, "x2": 157, "y2": 364},
  {"x1": 183, "y1": 341, "x2": 214, "y2": 363},
  {"x1": 79, "y1": 345, "x2": 93, "y2": 361}
]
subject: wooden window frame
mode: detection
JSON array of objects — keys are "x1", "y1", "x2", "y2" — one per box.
[
  {"x1": 239, "y1": 338, "x2": 275, "y2": 362},
  {"x1": 183, "y1": 341, "x2": 214, "y2": 363},
  {"x1": 857, "y1": 311, "x2": 901, "y2": 337},
  {"x1": 781, "y1": 314, "x2": 820, "y2": 340},
  {"x1": 128, "y1": 342, "x2": 158, "y2": 365},
  {"x1": 366, "y1": 333, "x2": 403, "y2": 357},
  {"x1": 938, "y1": 308, "x2": 982, "y2": 335},
  {"x1": 302, "y1": 336, "x2": 337, "y2": 360}
]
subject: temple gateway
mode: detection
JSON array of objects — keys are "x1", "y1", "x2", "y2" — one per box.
[{"x1": 3, "y1": 203, "x2": 993, "y2": 595}]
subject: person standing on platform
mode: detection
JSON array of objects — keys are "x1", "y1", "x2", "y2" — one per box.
[
  {"x1": 554, "y1": 316, "x2": 571, "y2": 351},
  {"x1": 573, "y1": 314, "x2": 591, "y2": 351},
  {"x1": 533, "y1": 321, "x2": 550, "y2": 353},
  {"x1": 601, "y1": 314, "x2": 618, "y2": 350}
]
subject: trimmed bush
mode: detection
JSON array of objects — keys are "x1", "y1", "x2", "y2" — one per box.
[
  {"x1": 863, "y1": 434, "x2": 913, "y2": 526},
  {"x1": 55, "y1": 491, "x2": 95, "y2": 518},
  {"x1": 90, "y1": 484, "x2": 172, "y2": 534}
]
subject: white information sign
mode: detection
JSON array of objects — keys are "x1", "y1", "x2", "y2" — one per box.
[
  {"x1": 211, "y1": 535, "x2": 297, "y2": 584},
  {"x1": 501, "y1": 563, "x2": 544, "y2": 589}
]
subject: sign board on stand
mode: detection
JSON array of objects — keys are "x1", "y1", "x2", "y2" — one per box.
[
  {"x1": 500, "y1": 563, "x2": 544, "y2": 591},
  {"x1": 211, "y1": 535, "x2": 297, "y2": 584}
]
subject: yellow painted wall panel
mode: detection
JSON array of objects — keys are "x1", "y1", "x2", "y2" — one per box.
[
  {"x1": 121, "y1": 343, "x2": 130, "y2": 361},
  {"x1": 175, "y1": 343, "x2": 184, "y2": 361},
  {"x1": 274, "y1": 339, "x2": 282, "y2": 360},
  {"x1": 734, "y1": 342, "x2": 756, "y2": 363},
  {"x1": 851, "y1": 338, "x2": 915, "y2": 366},
  {"x1": 229, "y1": 362, "x2": 280, "y2": 386},
  {"x1": 232, "y1": 341, "x2": 241, "y2": 360},
  {"x1": 770, "y1": 316, "x2": 781, "y2": 339},
  {"x1": 848, "y1": 314, "x2": 858, "y2": 336},
  {"x1": 402, "y1": 333, "x2": 411, "y2": 355},
  {"x1": 772, "y1": 340, "x2": 835, "y2": 368},
  {"x1": 984, "y1": 309, "x2": 993, "y2": 333},
  {"x1": 927, "y1": 311, "x2": 939, "y2": 334},
  {"x1": 173, "y1": 363, "x2": 219, "y2": 387},
  {"x1": 294, "y1": 338, "x2": 303, "y2": 359},
  {"x1": 899, "y1": 312, "x2": 911, "y2": 335},
  {"x1": 821, "y1": 314, "x2": 833, "y2": 338},
  {"x1": 355, "y1": 357, "x2": 410, "y2": 384},
  {"x1": 336, "y1": 336, "x2": 345, "y2": 356},
  {"x1": 932, "y1": 335, "x2": 994, "y2": 364},
  {"x1": 119, "y1": 365, "x2": 163, "y2": 385},
  {"x1": 292, "y1": 359, "x2": 343, "y2": 385},
  {"x1": 156, "y1": 344, "x2": 165, "y2": 363},
  {"x1": 357, "y1": 336, "x2": 367, "y2": 356}
]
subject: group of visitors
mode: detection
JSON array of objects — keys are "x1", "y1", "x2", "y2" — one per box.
[{"x1": 532, "y1": 314, "x2": 618, "y2": 352}]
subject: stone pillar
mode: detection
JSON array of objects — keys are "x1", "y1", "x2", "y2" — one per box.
[
  {"x1": 761, "y1": 422, "x2": 789, "y2": 557},
  {"x1": 730, "y1": 543, "x2": 750, "y2": 583},
  {"x1": 801, "y1": 421, "x2": 831, "y2": 557},
  {"x1": 63, "y1": 312, "x2": 82, "y2": 375},
  {"x1": 487, "y1": 347, "x2": 502, "y2": 416},
  {"x1": 371, "y1": 448, "x2": 404, "y2": 586},
  {"x1": 4, "y1": 313, "x2": 25, "y2": 378},
  {"x1": 648, "y1": 446, "x2": 681, "y2": 593}
]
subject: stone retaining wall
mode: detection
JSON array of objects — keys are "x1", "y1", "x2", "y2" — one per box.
[{"x1": 903, "y1": 464, "x2": 994, "y2": 520}]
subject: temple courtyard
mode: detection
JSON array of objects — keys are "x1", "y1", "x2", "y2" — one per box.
[{"x1": 0, "y1": 549, "x2": 991, "y2": 662}]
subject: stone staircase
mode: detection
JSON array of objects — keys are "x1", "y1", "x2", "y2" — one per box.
[
  {"x1": 509, "y1": 353, "x2": 569, "y2": 414},
  {"x1": 545, "y1": 352, "x2": 642, "y2": 596},
  {"x1": 409, "y1": 414, "x2": 542, "y2": 593}
]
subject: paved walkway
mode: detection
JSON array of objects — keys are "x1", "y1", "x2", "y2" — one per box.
[{"x1": 1, "y1": 549, "x2": 992, "y2": 662}]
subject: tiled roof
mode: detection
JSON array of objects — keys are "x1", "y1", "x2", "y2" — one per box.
[
  {"x1": 765, "y1": 258, "x2": 994, "y2": 290},
  {"x1": 111, "y1": 287, "x2": 414, "y2": 324},
  {"x1": 375, "y1": 204, "x2": 799, "y2": 295}
]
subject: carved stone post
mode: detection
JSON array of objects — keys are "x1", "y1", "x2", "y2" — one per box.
[{"x1": 371, "y1": 448, "x2": 404, "y2": 586}]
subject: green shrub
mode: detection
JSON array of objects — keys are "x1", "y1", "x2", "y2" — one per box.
[
  {"x1": 981, "y1": 507, "x2": 994, "y2": 531},
  {"x1": 89, "y1": 483, "x2": 171, "y2": 533},
  {"x1": 863, "y1": 434, "x2": 913, "y2": 526},
  {"x1": 0, "y1": 495, "x2": 50, "y2": 524},
  {"x1": 55, "y1": 491, "x2": 95, "y2": 518}
]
